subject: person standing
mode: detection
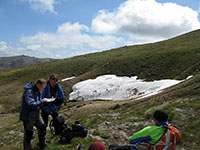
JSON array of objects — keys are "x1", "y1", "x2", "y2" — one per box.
[
  {"x1": 19, "y1": 79, "x2": 48, "y2": 150},
  {"x1": 41, "y1": 74, "x2": 65, "y2": 137}
]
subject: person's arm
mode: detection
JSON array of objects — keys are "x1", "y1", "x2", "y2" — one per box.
[
  {"x1": 55, "y1": 84, "x2": 65, "y2": 105},
  {"x1": 58, "y1": 84, "x2": 64, "y2": 102},
  {"x1": 24, "y1": 90, "x2": 45, "y2": 110}
]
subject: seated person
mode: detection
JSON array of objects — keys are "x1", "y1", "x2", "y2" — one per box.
[
  {"x1": 129, "y1": 109, "x2": 181, "y2": 150},
  {"x1": 109, "y1": 109, "x2": 181, "y2": 150}
]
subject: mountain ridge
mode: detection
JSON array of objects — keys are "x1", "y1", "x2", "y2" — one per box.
[
  {"x1": 0, "y1": 55, "x2": 56, "y2": 70},
  {"x1": 0, "y1": 29, "x2": 200, "y2": 149}
]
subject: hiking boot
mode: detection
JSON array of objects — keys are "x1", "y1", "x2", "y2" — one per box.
[
  {"x1": 39, "y1": 142, "x2": 48, "y2": 150},
  {"x1": 39, "y1": 144, "x2": 47, "y2": 150}
]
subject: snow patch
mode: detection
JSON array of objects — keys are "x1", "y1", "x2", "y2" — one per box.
[
  {"x1": 69, "y1": 75, "x2": 187, "y2": 101},
  {"x1": 61, "y1": 76, "x2": 76, "y2": 82}
]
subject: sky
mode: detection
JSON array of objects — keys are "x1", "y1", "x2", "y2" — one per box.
[{"x1": 0, "y1": 0, "x2": 200, "y2": 59}]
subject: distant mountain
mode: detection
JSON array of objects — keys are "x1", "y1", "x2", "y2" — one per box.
[
  {"x1": 0, "y1": 55, "x2": 56, "y2": 69},
  {"x1": 0, "y1": 29, "x2": 200, "y2": 149}
]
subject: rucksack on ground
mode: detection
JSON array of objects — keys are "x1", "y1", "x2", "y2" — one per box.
[{"x1": 50, "y1": 115, "x2": 88, "y2": 143}]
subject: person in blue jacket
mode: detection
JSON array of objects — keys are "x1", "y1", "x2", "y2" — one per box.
[
  {"x1": 41, "y1": 74, "x2": 65, "y2": 138},
  {"x1": 19, "y1": 78, "x2": 49, "y2": 150}
]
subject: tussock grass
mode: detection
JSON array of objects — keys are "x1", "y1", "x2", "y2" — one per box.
[{"x1": 0, "y1": 29, "x2": 200, "y2": 149}]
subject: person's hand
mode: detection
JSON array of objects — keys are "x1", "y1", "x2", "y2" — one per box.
[
  {"x1": 53, "y1": 98, "x2": 63, "y2": 106},
  {"x1": 43, "y1": 98, "x2": 49, "y2": 102}
]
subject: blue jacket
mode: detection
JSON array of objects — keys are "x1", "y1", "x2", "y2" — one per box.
[
  {"x1": 19, "y1": 82, "x2": 45, "y2": 121},
  {"x1": 41, "y1": 80, "x2": 64, "y2": 114}
]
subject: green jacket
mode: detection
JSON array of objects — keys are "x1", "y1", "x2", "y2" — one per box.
[{"x1": 129, "y1": 125, "x2": 167, "y2": 145}]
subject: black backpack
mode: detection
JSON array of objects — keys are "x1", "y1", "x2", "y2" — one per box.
[
  {"x1": 50, "y1": 115, "x2": 67, "y2": 136},
  {"x1": 69, "y1": 120, "x2": 88, "y2": 138},
  {"x1": 50, "y1": 115, "x2": 88, "y2": 143}
]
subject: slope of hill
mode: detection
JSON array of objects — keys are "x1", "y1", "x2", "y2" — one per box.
[
  {"x1": 0, "y1": 29, "x2": 200, "y2": 149},
  {"x1": 0, "y1": 55, "x2": 56, "y2": 70},
  {"x1": 0, "y1": 29, "x2": 200, "y2": 110}
]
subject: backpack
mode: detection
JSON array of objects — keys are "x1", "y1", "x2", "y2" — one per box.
[
  {"x1": 150, "y1": 126, "x2": 181, "y2": 150},
  {"x1": 50, "y1": 115, "x2": 67, "y2": 135},
  {"x1": 110, "y1": 126, "x2": 181, "y2": 150},
  {"x1": 131, "y1": 126, "x2": 181, "y2": 150},
  {"x1": 50, "y1": 116, "x2": 88, "y2": 143}
]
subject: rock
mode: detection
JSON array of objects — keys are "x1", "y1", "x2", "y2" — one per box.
[
  {"x1": 88, "y1": 134, "x2": 104, "y2": 141},
  {"x1": 67, "y1": 104, "x2": 76, "y2": 108},
  {"x1": 76, "y1": 104, "x2": 86, "y2": 108},
  {"x1": 64, "y1": 111, "x2": 72, "y2": 116},
  {"x1": 113, "y1": 104, "x2": 120, "y2": 110},
  {"x1": 0, "y1": 105, "x2": 4, "y2": 113}
]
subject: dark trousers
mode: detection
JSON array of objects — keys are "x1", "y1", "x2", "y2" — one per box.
[
  {"x1": 23, "y1": 117, "x2": 46, "y2": 150},
  {"x1": 41, "y1": 110, "x2": 58, "y2": 137}
]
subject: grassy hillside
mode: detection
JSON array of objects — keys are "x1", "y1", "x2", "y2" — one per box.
[
  {"x1": 0, "y1": 74, "x2": 200, "y2": 150},
  {"x1": 0, "y1": 55, "x2": 55, "y2": 70},
  {"x1": 0, "y1": 29, "x2": 200, "y2": 149},
  {"x1": 0, "y1": 29, "x2": 200, "y2": 112}
]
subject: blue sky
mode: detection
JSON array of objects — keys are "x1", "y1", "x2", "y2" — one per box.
[{"x1": 0, "y1": 0, "x2": 200, "y2": 59}]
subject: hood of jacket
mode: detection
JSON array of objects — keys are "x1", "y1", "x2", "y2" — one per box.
[
  {"x1": 156, "y1": 121, "x2": 169, "y2": 127},
  {"x1": 24, "y1": 82, "x2": 33, "y2": 90},
  {"x1": 24, "y1": 82, "x2": 39, "y2": 93}
]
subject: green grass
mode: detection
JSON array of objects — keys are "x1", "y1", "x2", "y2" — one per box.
[
  {"x1": 0, "y1": 96, "x2": 200, "y2": 149},
  {"x1": 0, "y1": 29, "x2": 200, "y2": 149}
]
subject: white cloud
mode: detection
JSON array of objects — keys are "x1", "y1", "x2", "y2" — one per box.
[
  {"x1": 0, "y1": 41, "x2": 8, "y2": 51},
  {"x1": 20, "y1": 22, "x2": 88, "y2": 50},
  {"x1": 23, "y1": 0, "x2": 57, "y2": 13},
  {"x1": 20, "y1": 22, "x2": 125, "y2": 51},
  {"x1": 92, "y1": 0, "x2": 200, "y2": 43},
  {"x1": 2, "y1": 0, "x2": 200, "y2": 59},
  {"x1": 26, "y1": 44, "x2": 41, "y2": 50},
  {"x1": 0, "y1": 22, "x2": 126, "y2": 58},
  {"x1": 0, "y1": 41, "x2": 23, "y2": 56},
  {"x1": 0, "y1": 41, "x2": 15, "y2": 56}
]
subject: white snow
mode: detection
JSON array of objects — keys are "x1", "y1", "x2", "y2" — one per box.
[
  {"x1": 186, "y1": 75, "x2": 193, "y2": 80},
  {"x1": 69, "y1": 75, "x2": 187, "y2": 101},
  {"x1": 61, "y1": 76, "x2": 76, "y2": 82}
]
